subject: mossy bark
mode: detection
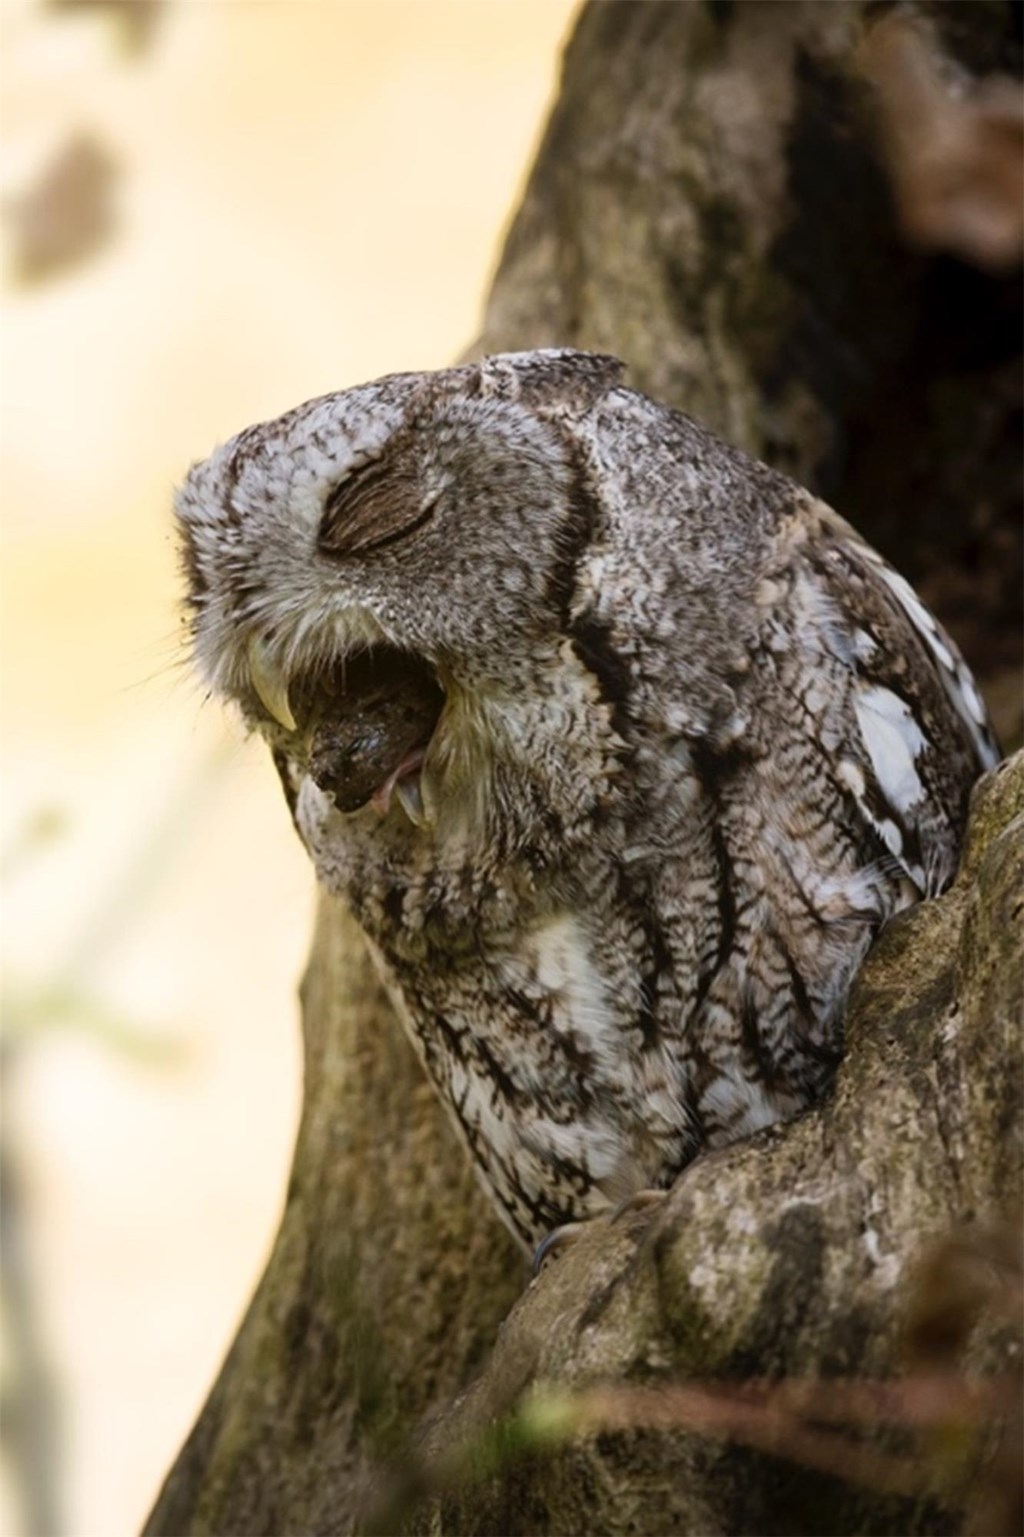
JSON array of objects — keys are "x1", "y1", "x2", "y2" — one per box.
[{"x1": 145, "y1": 4, "x2": 1022, "y2": 1534}]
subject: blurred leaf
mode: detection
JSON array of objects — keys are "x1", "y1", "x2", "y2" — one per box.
[
  {"x1": 7, "y1": 133, "x2": 119, "y2": 286},
  {"x1": 1, "y1": 807, "x2": 70, "y2": 880},
  {"x1": 904, "y1": 1220, "x2": 1022, "y2": 1367},
  {"x1": 2, "y1": 981, "x2": 189, "y2": 1066},
  {"x1": 0, "y1": 740, "x2": 235, "y2": 1067},
  {"x1": 46, "y1": 0, "x2": 165, "y2": 55},
  {"x1": 367, "y1": 1221, "x2": 1024, "y2": 1534},
  {"x1": 364, "y1": 1371, "x2": 1019, "y2": 1535}
]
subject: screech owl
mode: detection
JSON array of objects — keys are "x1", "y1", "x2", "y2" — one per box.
[{"x1": 176, "y1": 349, "x2": 998, "y2": 1252}]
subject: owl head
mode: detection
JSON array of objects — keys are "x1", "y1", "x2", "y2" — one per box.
[{"x1": 176, "y1": 349, "x2": 627, "y2": 838}]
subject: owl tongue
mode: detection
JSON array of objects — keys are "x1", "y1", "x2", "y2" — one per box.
[{"x1": 371, "y1": 748, "x2": 427, "y2": 822}]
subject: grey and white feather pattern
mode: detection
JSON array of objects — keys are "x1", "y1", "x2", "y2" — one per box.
[{"x1": 177, "y1": 350, "x2": 997, "y2": 1251}]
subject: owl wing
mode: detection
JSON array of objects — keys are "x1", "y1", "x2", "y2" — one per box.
[{"x1": 777, "y1": 501, "x2": 998, "y2": 899}]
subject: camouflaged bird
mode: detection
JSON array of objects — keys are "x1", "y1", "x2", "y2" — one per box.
[{"x1": 176, "y1": 350, "x2": 998, "y2": 1251}]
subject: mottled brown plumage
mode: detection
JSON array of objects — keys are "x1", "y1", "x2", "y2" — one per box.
[{"x1": 176, "y1": 350, "x2": 996, "y2": 1250}]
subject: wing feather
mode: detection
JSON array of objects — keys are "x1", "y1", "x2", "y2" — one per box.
[{"x1": 780, "y1": 502, "x2": 997, "y2": 898}]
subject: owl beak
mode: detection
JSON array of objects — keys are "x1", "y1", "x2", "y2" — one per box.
[
  {"x1": 370, "y1": 747, "x2": 432, "y2": 827},
  {"x1": 247, "y1": 636, "x2": 297, "y2": 732},
  {"x1": 395, "y1": 776, "x2": 428, "y2": 828}
]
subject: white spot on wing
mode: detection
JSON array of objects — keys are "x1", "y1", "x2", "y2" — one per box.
[
  {"x1": 877, "y1": 818, "x2": 904, "y2": 857},
  {"x1": 854, "y1": 685, "x2": 927, "y2": 815},
  {"x1": 852, "y1": 628, "x2": 878, "y2": 663},
  {"x1": 958, "y1": 669, "x2": 991, "y2": 730},
  {"x1": 875, "y1": 563, "x2": 998, "y2": 770},
  {"x1": 833, "y1": 755, "x2": 927, "y2": 898},
  {"x1": 882, "y1": 568, "x2": 956, "y2": 669},
  {"x1": 837, "y1": 759, "x2": 866, "y2": 798}
]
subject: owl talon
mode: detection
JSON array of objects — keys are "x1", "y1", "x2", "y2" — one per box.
[
  {"x1": 532, "y1": 1192, "x2": 665, "y2": 1275},
  {"x1": 531, "y1": 1221, "x2": 585, "y2": 1276}
]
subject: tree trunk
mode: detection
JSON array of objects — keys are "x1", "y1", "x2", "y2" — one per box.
[{"x1": 145, "y1": 4, "x2": 1022, "y2": 1534}]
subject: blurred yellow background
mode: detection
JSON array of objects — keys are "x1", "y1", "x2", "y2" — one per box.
[{"x1": 0, "y1": 2, "x2": 578, "y2": 1532}]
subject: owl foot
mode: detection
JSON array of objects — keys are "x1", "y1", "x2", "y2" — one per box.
[
  {"x1": 531, "y1": 1221, "x2": 584, "y2": 1276},
  {"x1": 531, "y1": 1189, "x2": 668, "y2": 1275},
  {"x1": 609, "y1": 1187, "x2": 668, "y2": 1223}
]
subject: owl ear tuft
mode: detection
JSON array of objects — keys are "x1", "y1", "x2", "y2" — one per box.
[{"x1": 475, "y1": 349, "x2": 626, "y2": 416}]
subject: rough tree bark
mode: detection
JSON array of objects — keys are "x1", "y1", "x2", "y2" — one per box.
[{"x1": 145, "y1": 4, "x2": 1022, "y2": 1534}]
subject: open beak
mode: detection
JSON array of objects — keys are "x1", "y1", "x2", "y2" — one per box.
[
  {"x1": 247, "y1": 635, "x2": 297, "y2": 732},
  {"x1": 370, "y1": 747, "x2": 430, "y2": 827}
]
